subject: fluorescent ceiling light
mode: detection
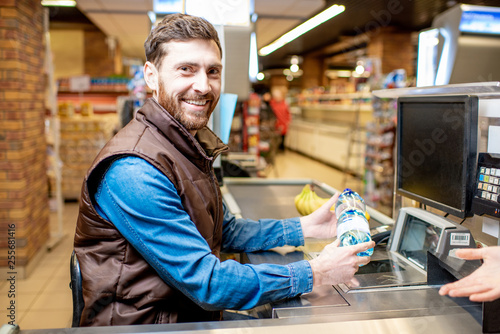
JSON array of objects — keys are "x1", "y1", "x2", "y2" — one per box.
[
  {"x1": 249, "y1": 32, "x2": 259, "y2": 82},
  {"x1": 258, "y1": 4, "x2": 345, "y2": 56},
  {"x1": 41, "y1": 0, "x2": 76, "y2": 7}
]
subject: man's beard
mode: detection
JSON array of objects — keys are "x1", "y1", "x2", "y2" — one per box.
[{"x1": 157, "y1": 83, "x2": 218, "y2": 131}]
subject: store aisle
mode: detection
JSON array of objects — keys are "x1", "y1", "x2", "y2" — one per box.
[
  {"x1": 271, "y1": 149, "x2": 363, "y2": 194},
  {"x1": 0, "y1": 149, "x2": 361, "y2": 330}
]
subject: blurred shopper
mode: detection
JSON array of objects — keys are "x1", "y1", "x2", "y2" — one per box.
[
  {"x1": 259, "y1": 90, "x2": 275, "y2": 123},
  {"x1": 439, "y1": 246, "x2": 500, "y2": 302},
  {"x1": 269, "y1": 88, "x2": 291, "y2": 150},
  {"x1": 74, "y1": 13, "x2": 374, "y2": 327}
]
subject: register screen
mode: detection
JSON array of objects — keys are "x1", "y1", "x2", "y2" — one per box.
[{"x1": 397, "y1": 214, "x2": 443, "y2": 270}]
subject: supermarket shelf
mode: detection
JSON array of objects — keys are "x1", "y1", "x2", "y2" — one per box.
[{"x1": 300, "y1": 104, "x2": 373, "y2": 113}]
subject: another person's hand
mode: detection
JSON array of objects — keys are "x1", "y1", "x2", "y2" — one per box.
[
  {"x1": 309, "y1": 239, "x2": 375, "y2": 287},
  {"x1": 300, "y1": 192, "x2": 339, "y2": 239},
  {"x1": 439, "y1": 246, "x2": 500, "y2": 302}
]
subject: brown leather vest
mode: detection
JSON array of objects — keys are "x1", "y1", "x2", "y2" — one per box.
[{"x1": 74, "y1": 98, "x2": 229, "y2": 326}]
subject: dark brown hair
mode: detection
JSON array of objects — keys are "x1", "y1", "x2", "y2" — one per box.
[{"x1": 144, "y1": 13, "x2": 222, "y2": 68}]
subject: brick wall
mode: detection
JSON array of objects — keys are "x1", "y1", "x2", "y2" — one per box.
[
  {"x1": 301, "y1": 55, "x2": 324, "y2": 90},
  {"x1": 367, "y1": 27, "x2": 415, "y2": 77},
  {"x1": 84, "y1": 29, "x2": 122, "y2": 77},
  {"x1": 0, "y1": 0, "x2": 49, "y2": 275}
]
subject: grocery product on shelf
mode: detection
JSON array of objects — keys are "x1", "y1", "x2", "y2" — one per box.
[
  {"x1": 364, "y1": 96, "x2": 397, "y2": 217},
  {"x1": 59, "y1": 114, "x2": 117, "y2": 200}
]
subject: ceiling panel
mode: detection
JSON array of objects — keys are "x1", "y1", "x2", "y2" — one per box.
[
  {"x1": 256, "y1": 18, "x2": 301, "y2": 48},
  {"x1": 74, "y1": 0, "x2": 101, "y2": 10},
  {"x1": 255, "y1": 0, "x2": 324, "y2": 16},
  {"x1": 77, "y1": 0, "x2": 151, "y2": 11},
  {"x1": 255, "y1": 0, "x2": 324, "y2": 48},
  {"x1": 76, "y1": 0, "x2": 151, "y2": 61},
  {"x1": 56, "y1": 0, "x2": 500, "y2": 70},
  {"x1": 75, "y1": 0, "x2": 328, "y2": 64},
  {"x1": 83, "y1": 12, "x2": 151, "y2": 59}
]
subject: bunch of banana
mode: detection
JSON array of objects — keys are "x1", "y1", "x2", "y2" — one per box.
[{"x1": 294, "y1": 184, "x2": 329, "y2": 216}]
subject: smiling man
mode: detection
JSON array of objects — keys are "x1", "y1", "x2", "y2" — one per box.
[
  {"x1": 73, "y1": 13, "x2": 373, "y2": 327},
  {"x1": 145, "y1": 36, "x2": 222, "y2": 134}
]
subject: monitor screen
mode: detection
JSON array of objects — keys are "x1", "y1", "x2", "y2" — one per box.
[
  {"x1": 396, "y1": 95, "x2": 478, "y2": 218},
  {"x1": 397, "y1": 214, "x2": 443, "y2": 270},
  {"x1": 459, "y1": 9, "x2": 500, "y2": 35}
]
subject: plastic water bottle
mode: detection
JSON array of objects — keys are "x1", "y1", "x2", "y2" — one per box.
[{"x1": 335, "y1": 189, "x2": 373, "y2": 257}]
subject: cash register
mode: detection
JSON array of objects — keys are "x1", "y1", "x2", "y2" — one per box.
[
  {"x1": 348, "y1": 93, "x2": 498, "y2": 332},
  {"x1": 330, "y1": 94, "x2": 481, "y2": 291},
  {"x1": 331, "y1": 206, "x2": 477, "y2": 292},
  {"x1": 226, "y1": 87, "x2": 500, "y2": 332},
  {"x1": 272, "y1": 92, "x2": 497, "y2": 332}
]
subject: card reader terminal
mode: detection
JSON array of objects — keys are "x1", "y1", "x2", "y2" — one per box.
[{"x1": 472, "y1": 152, "x2": 500, "y2": 218}]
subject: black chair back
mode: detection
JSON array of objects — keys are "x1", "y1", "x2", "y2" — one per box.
[{"x1": 70, "y1": 250, "x2": 84, "y2": 327}]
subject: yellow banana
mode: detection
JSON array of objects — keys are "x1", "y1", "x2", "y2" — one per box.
[
  {"x1": 295, "y1": 184, "x2": 333, "y2": 216},
  {"x1": 309, "y1": 191, "x2": 319, "y2": 213},
  {"x1": 302, "y1": 189, "x2": 314, "y2": 215},
  {"x1": 296, "y1": 194, "x2": 306, "y2": 216},
  {"x1": 310, "y1": 191, "x2": 328, "y2": 212},
  {"x1": 294, "y1": 184, "x2": 310, "y2": 216},
  {"x1": 294, "y1": 184, "x2": 309, "y2": 208}
]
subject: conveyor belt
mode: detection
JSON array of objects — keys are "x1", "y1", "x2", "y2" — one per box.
[
  {"x1": 222, "y1": 177, "x2": 393, "y2": 226},
  {"x1": 17, "y1": 177, "x2": 486, "y2": 334},
  {"x1": 226, "y1": 184, "x2": 329, "y2": 221}
]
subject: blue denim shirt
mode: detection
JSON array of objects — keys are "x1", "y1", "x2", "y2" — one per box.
[{"x1": 93, "y1": 156, "x2": 313, "y2": 311}]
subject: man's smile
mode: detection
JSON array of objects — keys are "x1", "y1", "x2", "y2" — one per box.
[{"x1": 183, "y1": 99, "x2": 209, "y2": 106}]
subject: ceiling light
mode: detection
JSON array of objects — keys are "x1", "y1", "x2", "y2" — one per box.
[
  {"x1": 355, "y1": 65, "x2": 364, "y2": 74},
  {"x1": 258, "y1": 4, "x2": 345, "y2": 56},
  {"x1": 41, "y1": 0, "x2": 76, "y2": 6},
  {"x1": 249, "y1": 32, "x2": 259, "y2": 83}
]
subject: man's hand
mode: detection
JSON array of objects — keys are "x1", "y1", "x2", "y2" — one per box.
[
  {"x1": 439, "y1": 246, "x2": 500, "y2": 302},
  {"x1": 309, "y1": 239, "x2": 375, "y2": 287},
  {"x1": 300, "y1": 192, "x2": 339, "y2": 239}
]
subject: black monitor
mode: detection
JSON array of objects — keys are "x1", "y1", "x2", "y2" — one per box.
[{"x1": 396, "y1": 95, "x2": 478, "y2": 218}]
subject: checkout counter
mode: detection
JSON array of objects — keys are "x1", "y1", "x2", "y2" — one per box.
[
  {"x1": 223, "y1": 177, "x2": 486, "y2": 332},
  {"x1": 6, "y1": 178, "x2": 487, "y2": 334},
  {"x1": 6, "y1": 83, "x2": 500, "y2": 334}
]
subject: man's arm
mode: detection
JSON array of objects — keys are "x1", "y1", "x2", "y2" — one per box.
[
  {"x1": 221, "y1": 205, "x2": 304, "y2": 252},
  {"x1": 93, "y1": 156, "x2": 313, "y2": 311},
  {"x1": 221, "y1": 186, "x2": 340, "y2": 251}
]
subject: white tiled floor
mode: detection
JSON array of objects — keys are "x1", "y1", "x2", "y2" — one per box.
[
  {"x1": 0, "y1": 201, "x2": 78, "y2": 330},
  {"x1": 0, "y1": 149, "x2": 360, "y2": 330}
]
